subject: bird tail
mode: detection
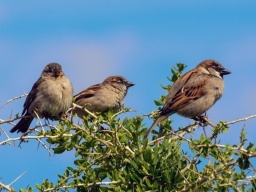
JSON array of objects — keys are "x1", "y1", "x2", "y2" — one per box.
[
  {"x1": 144, "y1": 115, "x2": 168, "y2": 138},
  {"x1": 10, "y1": 114, "x2": 33, "y2": 133}
]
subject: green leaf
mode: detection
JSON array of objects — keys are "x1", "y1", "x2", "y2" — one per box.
[{"x1": 53, "y1": 145, "x2": 66, "y2": 154}]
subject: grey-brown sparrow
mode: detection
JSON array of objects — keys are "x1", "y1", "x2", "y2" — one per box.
[
  {"x1": 73, "y1": 76, "x2": 134, "y2": 118},
  {"x1": 10, "y1": 63, "x2": 74, "y2": 133},
  {"x1": 145, "y1": 59, "x2": 231, "y2": 138}
]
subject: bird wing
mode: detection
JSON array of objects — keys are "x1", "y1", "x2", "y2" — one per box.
[
  {"x1": 22, "y1": 77, "x2": 43, "y2": 115},
  {"x1": 161, "y1": 72, "x2": 208, "y2": 115},
  {"x1": 74, "y1": 83, "x2": 101, "y2": 101}
]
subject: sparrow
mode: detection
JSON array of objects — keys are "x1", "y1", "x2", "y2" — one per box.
[
  {"x1": 10, "y1": 63, "x2": 74, "y2": 133},
  {"x1": 73, "y1": 76, "x2": 134, "y2": 118},
  {"x1": 144, "y1": 59, "x2": 231, "y2": 138}
]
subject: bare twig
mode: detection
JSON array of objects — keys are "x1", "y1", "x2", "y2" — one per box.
[
  {"x1": 0, "y1": 116, "x2": 25, "y2": 125},
  {"x1": 149, "y1": 122, "x2": 198, "y2": 144},
  {"x1": 180, "y1": 154, "x2": 200, "y2": 174},
  {"x1": 0, "y1": 181, "x2": 12, "y2": 192},
  {"x1": 0, "y1": 134, "x2": 72, "y2": 146},
  {"x1": 0, "y1": 93, "x2": 27, "y2": 109},
  {"x1": 0, "y1": 127, "x2": 12, "y2": 146},
  {"x1": 200, "y1": 116, "x2": 215, "y2": 128},
  {"x1": 0, "y1": 171, "x2": 27, "y2": 191},
  {"x1": 9, "y1": 171, "x2": 27, "y2": 186},
  {"x1": 72, "y1": 103, "x2": 98, "y2": 119},
  {"x1": 37, "y1": 138, "x2": 51, "y2": 156},
  {"x1": 110, "y1": 108, "x2": 133, "y2": 120},
  {"x1": 225, "y1": 115, "x2": 256, "y2": 125}
]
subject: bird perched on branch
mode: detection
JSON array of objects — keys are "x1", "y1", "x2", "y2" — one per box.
[
  {"x1": 144, "y1": 59, "x2": 231, "y2": 138},
  {"x1": 73, "y1": 76, "x2": 134, "y2": 118},
  {"x1": 10, "y1": 63, "x2": 74, "y2": 133}
]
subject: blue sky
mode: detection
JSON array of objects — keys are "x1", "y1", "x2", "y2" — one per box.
[{"x1": 0, "y1": 1, "x2": 256, "y2": 190}]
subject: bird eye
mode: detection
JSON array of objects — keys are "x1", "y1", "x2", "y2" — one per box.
[
  {"x1": 48, "y1": 68, "x2": 55, "y2": 73},
  {"x1": 112, "y1": 78, "x2": 123, "y2": 83}
]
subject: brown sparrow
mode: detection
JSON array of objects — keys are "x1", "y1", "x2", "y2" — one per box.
[
  {"x1": 73, "y1": 76, "x2": 134, "y2": 118},
  {"x1": 145, "y1": 59, "x2": 231, "y2": 138},
  {"x1": 10, "y1": 63, "x2": 74, "y2": 133}
]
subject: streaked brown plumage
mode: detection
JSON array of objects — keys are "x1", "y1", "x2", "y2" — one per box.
[{"x1": 145, "y1": 59, "x2": 231, "y2": 138}]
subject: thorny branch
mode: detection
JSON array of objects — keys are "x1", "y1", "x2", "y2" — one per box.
[
  {"x1": 225, "y1": 114, "x2": 256, "y2": 125},
  {"x1": 1, "y1": 95, "x2": 256, "y2": 190},
  {"x1": 0, "y1": 171, "x2": 27, "y2": 192},
  {"x1": 0, "y1": 93, "x2": 27, "y2": 110},
  {"x1": 0, "y1": 131, "x2": 73, "y2": 146}
]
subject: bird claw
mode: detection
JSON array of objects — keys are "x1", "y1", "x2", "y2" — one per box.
[{"x1": 192, "y1": 115, "x2": 209, "y2": 127}]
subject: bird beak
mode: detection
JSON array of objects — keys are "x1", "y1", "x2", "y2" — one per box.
[
  {"x1": 53, "y1": 70, "x2": 62, "y2": 77},
  {"x1": 126, "y1": 81, "x2": 135, "y2": 87},
  {"x1": 221, "y1": 68, "x2": 231, "y2": 76}
]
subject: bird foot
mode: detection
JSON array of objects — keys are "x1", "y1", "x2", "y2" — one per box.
[{"x1": 192, "y1": 115, "x2": 209, "y2": 126}]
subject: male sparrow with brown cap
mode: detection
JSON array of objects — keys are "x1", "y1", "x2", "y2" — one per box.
[{"x1": 145, "y1": 59, "x2": 231, "y2": 138}]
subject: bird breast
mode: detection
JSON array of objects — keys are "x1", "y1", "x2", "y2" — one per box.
[
  {"x1": 177, "y1": 77, "x2": 224, "y2": 118},
  {"x1": 97, "y1": 84, "x2": 126, "y2": 110},
  {"x1": 29, "y1": 76, "x2": 73, "y2": 119}
]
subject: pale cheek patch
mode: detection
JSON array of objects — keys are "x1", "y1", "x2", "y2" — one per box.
[{"x1": 208, "y1": 68, "x2": 221, "y2": 78}]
